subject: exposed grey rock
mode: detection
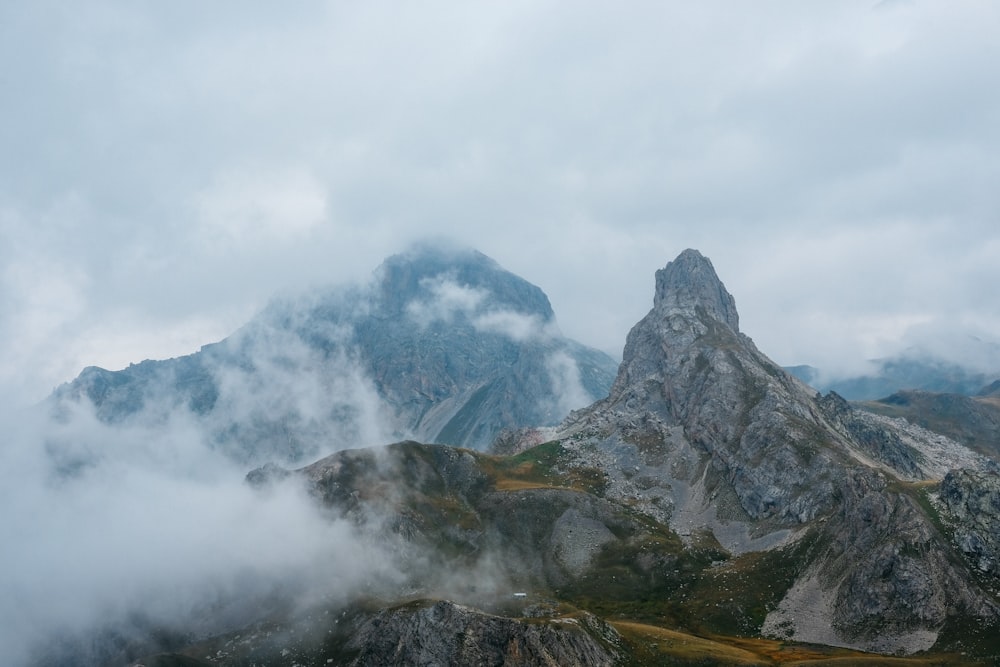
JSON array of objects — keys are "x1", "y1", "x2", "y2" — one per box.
[
  {"x1": 342, "y1": 600, "x2": 620, "y2": 667},
  {"x1": 549, "y1": 249, "x2": 1000, "y2": 653},
  {"x1": 244, "y1": 461, "x2": 291, "y2": 487},
  {"x1": 50, "y1": 245, "x2": 617, "y2": 464},
  {"x1": 939, "y1": 468, "x2": 1000, "y2": 577},
  {"x1": 816, "y1": 469, "x2": 993, "y2": 651},
  {"x1": 979, "y1": 379, "x2": 1000, "y2": 397},
  {"x1": 860, "y1": 389, "x2": 1000, "y2": 462},
  {"x1": 567, "y1": 249, "x2": 849, "y2": 528}
]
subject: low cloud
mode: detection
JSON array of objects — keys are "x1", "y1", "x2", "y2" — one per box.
[
  {"x1": 406, "y1": 273, "x2": 556, "y2": 343},
  {"x1": 544, "y1": 350, "x2": 593, "y2": 420},
  {"x1": 205, "y1": 320, "x2": 398, "y2": 463},
  {"x1": 473, "y1": 310, "x2": 553, "y2": 342},
  {"x1": 0, "y1": 398, "x2": 403, "y2": 667},
  {"x1": 894, "y1": 321, "x2": 1000, "y2": 373},
  {"x1": 405, "y1": 275, "x2": 488, "y2": 329}
]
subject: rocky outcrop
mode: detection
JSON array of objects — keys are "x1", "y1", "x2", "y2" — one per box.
[
  {"x1": 761, "y1": 466, "x2": 997, "y2": 653},
  {"x1": 939, "y1": 468, "x2": 1000, "y2": 577},
  {"x1": 342, "y1": 600, "x2": 620, "y2": 667},
  {"x1": 860, "y1": 389, "x2": 1000, "y2": 462},
  {"x1": 549, "y1": 249, "x2": 999, "y2": 653}
]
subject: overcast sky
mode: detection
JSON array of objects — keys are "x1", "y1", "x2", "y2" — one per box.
[{"x1": 2, "y1": 0, "x2": 999, "y2": 404}]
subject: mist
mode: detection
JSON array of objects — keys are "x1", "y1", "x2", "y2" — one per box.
[
  {"x1": 0, "y1": 296, "x2": 412, "y2": 666},
  {"x1": 0, "y1": 256, "x2": 608, "y2": 664},
  {"x1": 0, "y1": 392, "x2": 411, "y2": 665}
]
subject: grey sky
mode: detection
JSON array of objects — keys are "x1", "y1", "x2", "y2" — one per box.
[{"x1": 2, "y1": 0, "x2": 999, "y2": 403}]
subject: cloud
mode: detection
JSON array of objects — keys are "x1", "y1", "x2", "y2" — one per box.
[
  {"x1": 0, "y1": 399, "x2": 403, "y2": 667},
  {"x1": 544, "y1": 350, "x2": 593, "y2": 420},
  {"x1": 204, "y1": 320, "x2": 398, "y2": 461},
  {"x1": 405, "y1": 275, "x2": 488, "y2": 329},
  {"x1": 195, "y1": 165, "x2": 328, "y2": 249},
  {"x1": 2, "y1": 1, "x2": 999, "y2": 393},
  {"x1": 405, "y1": 273, "x2": 557, "y2": 343},
  {"x1": 472, "y1": 310, "x2": 553, "y2": 342}
]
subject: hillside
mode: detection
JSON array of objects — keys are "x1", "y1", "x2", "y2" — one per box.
[
  {"x1": 114, "y1": 249, "x2": 1000, "y2": 666},
  {"x1": 858, "y1": 390, "x2": 1000, "y2": 462},
  {"x1": 49, "y1": 245, "x2": 618, "y2": 464}
]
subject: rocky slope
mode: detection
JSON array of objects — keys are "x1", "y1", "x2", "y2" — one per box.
[
  {"x1": 858, "y1": 389, "x2": 1000, "y2": 462},
  {"x1": 128, "y1": 600, "x2": 622, "y2": 667},
  {"x1": 49, "y1": 245, "x2": 617, "y2": 464},
  {"x1": 528, "y1": 250, "x2": 999, "y2": 654},
  {"x1": 87, "y1": 249, "x2": 1000, "y2": 665},
  {"x1": 938, "y1": 468, "x2": 1000, "y2": 580}
]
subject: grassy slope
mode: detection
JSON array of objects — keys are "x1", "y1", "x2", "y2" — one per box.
[{"x1": 139, "y1": 439, "x2": 997, "y2": 664}]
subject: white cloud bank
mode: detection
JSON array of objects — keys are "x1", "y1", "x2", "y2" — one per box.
[
  {"x1": 0, "y1": 401, "x2": 401, "y2": 667},
  {"x1": 2, "y1": 1, "x2": 999, "y2": 398}
]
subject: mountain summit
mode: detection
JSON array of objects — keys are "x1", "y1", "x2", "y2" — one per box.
[
  {"x1": 39, "y1": 247, "x2": 1000, "y2": 665},
  {"x1": 552, "y1": 248, "x2": 997, "y2": 653},
  {"x1": 652, "y1": 248, "x2": 739, "y2": 331},
  {"x1": 50, "y1": 245, "x2": 618, "y2": 463},
  {"x1": 374, "y1": 244, "x2": 555, "y2": 322}
]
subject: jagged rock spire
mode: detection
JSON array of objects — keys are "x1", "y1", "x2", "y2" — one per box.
[{"x1": 653, "y1": 249, "x2": 739, "y2": 332}]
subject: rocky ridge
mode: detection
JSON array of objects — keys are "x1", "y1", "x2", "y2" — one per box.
[
  {"x1": 109, "y1": 248, "x2": 1000, "y2": 665},
  {"x1": 50, "y1": 245, "x2": 617, "y2": 464},
  {"x1": 938, "y1": 468, "x2": 1000, "y2": 579},
  {"x1": 858, "y1": 389, "x2": 1000, "y2": 462},
  {"x1": 538, "y1": 249, "x2": 999, "y2": 654},
  {"x1": 340, "y1": 601, "x2": 621, "y2": 667}
]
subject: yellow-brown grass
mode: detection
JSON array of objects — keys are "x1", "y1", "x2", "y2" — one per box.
[
  {"x1": 612, "y1": 621, "x2": 765, "y2": 665},
  {"x1": 492, "y1": 479, "x2": 565, "y2": 491},
  {"x1": 613, "y1": 622, "x2": 977, "y2": 666}
]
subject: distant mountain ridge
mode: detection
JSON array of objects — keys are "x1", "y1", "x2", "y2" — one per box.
[
  {"x1": 50, "y1": 245, "x2": 618, "y2": 463},
  {"x1": 857, "y1": 389, "x2": 1000, "y2": 462},
  {"x1": 786, "y1": 356, "x2": 1000, "y2": 401}
]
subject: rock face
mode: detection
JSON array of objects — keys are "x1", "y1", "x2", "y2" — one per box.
[
  {"x1": 939, "y1": 468, "x2": 1000, "y2": 577},
  {"x1": 57, "y1": 248, "x2": 1000, "y2": 665},
  {"x1": 342, "y1": 601, "x2": 620, "y2": 667},
  {"x1": 50, "y1": 245, "x2": 617, "y2": 463},
  {"x1": 859, "y1": 389, "x2": 1000, "y2": 462},
  {"x1": 545, "y1": 249, "x2": 998, "y2": 653}
]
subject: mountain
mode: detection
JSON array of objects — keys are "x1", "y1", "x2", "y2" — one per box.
[
  {"x1": 49, "y1": 245, "x2": 618, "y2": 463},
  {"x1": 980, "y1": 379, "x2": 1000, "y2": 398},
  {"x1": 786, "y1": 357, "x2": 1000, "y2": 401},
  {"x1": 545, "y1": 251, "x2": 998, "y2": 655},
  {"x1": 120, "y1": 248, "x2": 1000, "y2": 666},
  {"x1": 857, "y1": 389, "x2": 1000, "y2": 462}
]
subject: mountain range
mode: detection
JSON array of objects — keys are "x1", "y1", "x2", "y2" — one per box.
[
  {"x1": 31, "y1": 247, "x2": 1000, "y2": 666},
  {"x1": 786, "y1": 353, "x2": 1000, "y2": 402},
  {"x1": 49, "y1": 245, "x2": 618, "y2": 464}
]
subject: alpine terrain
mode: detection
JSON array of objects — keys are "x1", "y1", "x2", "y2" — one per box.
[
  {"x1": 32, "y1": 249, "x2": 1000, "y2": 666},
  {"x1": 48, "y1": 245, "x2": 618, "y2": 464}
]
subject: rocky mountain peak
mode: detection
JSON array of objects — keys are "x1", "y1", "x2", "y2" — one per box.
[
  {"x1": 374, "y1": 243, "x2": 555, "y2": 322},
  {"x1": 652, "y1": 248, "x2": 739, "y2": 332}
]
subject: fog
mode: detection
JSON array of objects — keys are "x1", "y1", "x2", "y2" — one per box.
[
  {"x1": 0, "y1": 255, "x2": 603, "y2": 665},
  {"x1": 0, "y1": 293, "x2": 403, "y2": 665},
  {"x1": 0, "y1": 394, "x2": 409, "y2": 666}
]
